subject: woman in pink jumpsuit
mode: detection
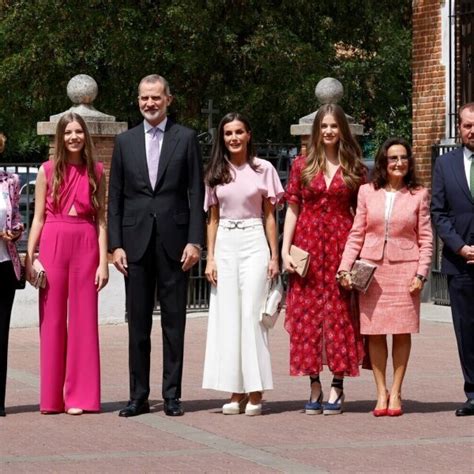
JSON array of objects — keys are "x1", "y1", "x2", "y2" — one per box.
[{"x1": 26, "y1": 112, "x2": 108, "y2": 415}]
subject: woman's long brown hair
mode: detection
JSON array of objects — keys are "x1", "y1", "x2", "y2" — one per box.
[
  {"x1": 51, "y1": 112, "x2": 100, "y2": 211},
  {"x1": 302, "y1": 104, "x2": 366, "y2": 189}
]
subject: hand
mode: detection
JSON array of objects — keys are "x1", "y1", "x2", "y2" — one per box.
[
  {"x1": 267, "y1": 258, "x2": 280, "y2": 279},
  {"x1": 282, "y1": 253, "x2": 297, "y2": 273},
  {"x1": 204, "y1": 259, "x2": 217, "y2": 286},
  {"x1": 181, "y1": 243, "x2": 200, "y2": 272},
  {"x1": 458, "y1": 245, "x2": 474, "y2": 264},
  {"x1": 112, "y1": 248, "x2": 128, "y2": 276},
  {"x1": 95, "y1": 263, "x2": 109, "y2": 292},
  {"x1": 25, "y1": 256, "x2": 35, "y2": 284},
  {"x1": 409, "y1": 276, "x2": 424, "y2": 294},
  {"x1": 338, "y1": 272, "x2": 353, "y2": 290},
  {"x1": 0, "y1": 228, "x2": 22, "y2": 242}
]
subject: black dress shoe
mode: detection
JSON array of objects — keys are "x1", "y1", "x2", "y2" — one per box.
[
  {"x1": 0, "y1": 408, "x2": 5, "y2": 417},
  {"x1": 118, "y1": 400, "x2": 150, "y2": 417},
  {"x1": 455, "y1": 399, "x2": 474, "y2": 416},
  {"x1": 163, "y1": 398, "x2": 184, "y2": 416}
]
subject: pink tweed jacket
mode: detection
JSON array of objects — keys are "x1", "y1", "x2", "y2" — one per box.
[
  {"x1": 338, "y1": 183, "x2": 433, "y2": 277},
  {"x1": 0, "y1": 171, "x2": 23, "y2": 280}
]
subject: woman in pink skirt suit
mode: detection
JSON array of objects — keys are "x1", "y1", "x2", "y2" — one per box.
[
  {"x1": 338, "y1": 138, "x2": 433, "y2": 417},
  {"x1": 26, "y1": 112, "x2": 108, "y2": 415}
]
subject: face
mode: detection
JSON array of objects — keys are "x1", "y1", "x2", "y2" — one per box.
[
  {"x1": 63, "y1": 121, "x2": 85, "y2": 154},
  {"x1": 222, "y1": 120, "x2": 251, "y2": 157},
  {"x1": 138, "y1": 80, "x2": 172, "y2": 126},
  {"x1": 459, "y1": 108, "x2": 474, "y2": 151},
  {"x1": 386, "y1": 144, "x2": 409, "y2": 181},
  {"x1": 320, "y1": 114, "x2": 340, "y2": 147}
]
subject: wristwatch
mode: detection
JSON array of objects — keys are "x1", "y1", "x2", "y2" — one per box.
[{"x1": 415, "y1": 274, "x2": 427, "y2": 283}]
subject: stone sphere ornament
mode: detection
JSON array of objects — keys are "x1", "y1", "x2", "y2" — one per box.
[
  {"x1": 67, "y1": 74, "x2": 98, "y2": 105},
  {"x1": 315, "y1": 78, "x2": 344, "y2": 105}
]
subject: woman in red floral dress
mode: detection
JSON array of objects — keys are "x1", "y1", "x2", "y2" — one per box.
[{"x1": 282, "y1": 104, "x2": 366, "y2": 415}]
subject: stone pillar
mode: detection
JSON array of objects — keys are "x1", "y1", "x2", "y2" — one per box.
[
  {"x1": 290, "y1": 78, "x2": 363, "y2": 155},
  {"x1": 37, "y1": 74, "x2": 128, "y2": 195}
]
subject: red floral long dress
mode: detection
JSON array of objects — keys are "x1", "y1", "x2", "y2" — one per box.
[{"x1": 284, "y1": 156, "x2": 365, "y2": 376}]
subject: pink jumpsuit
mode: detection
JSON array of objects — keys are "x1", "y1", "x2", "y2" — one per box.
[{"x1": 38, "y1": 160, "x2": 103, "y2": 412}]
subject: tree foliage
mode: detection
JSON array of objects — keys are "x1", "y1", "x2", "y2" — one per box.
[{"x1": 0, "y1": 0, "x2": 411, "y2": 161}]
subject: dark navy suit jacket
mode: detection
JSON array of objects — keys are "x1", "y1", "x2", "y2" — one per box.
[
  {"x1": 431, "y1": 147, "x2": 474, "y2": 274},
  {"x1": 108, "y1": 119, "x2": 205, "y2": 263}
]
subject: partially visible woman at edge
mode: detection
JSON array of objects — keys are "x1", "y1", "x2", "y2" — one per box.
[
  {"x1": 202, "y1": 112, "x2": 284, "y2": 416},
  {"x1": 26, "y1": 112, "x2": 108, "y2": 415},
  {"x1": 338, "y1": 138, "x2": 433, "y2": 417},
  {"x1": 0, "y1": 133, "x2": 24, "y2": 417},
  {"x1": 282, "y1": 103, "x2": 367, "y2": 415}
]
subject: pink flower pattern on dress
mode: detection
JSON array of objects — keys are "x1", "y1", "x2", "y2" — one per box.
[{"x1": 284, "y1": 156, "x2": 365, "y2": 377}]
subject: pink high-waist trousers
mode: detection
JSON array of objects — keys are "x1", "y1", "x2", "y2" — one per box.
[{"x1": 39, "y1": 215, "x2": 100, "y2": 412}]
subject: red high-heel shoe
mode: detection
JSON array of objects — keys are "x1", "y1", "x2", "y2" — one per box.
[
  {"x1": 372, "y1": 392, "x2": 389, "y2": 417},
  {"x1": 387, "y1": 395, "x2": 403, "y2": 416}
]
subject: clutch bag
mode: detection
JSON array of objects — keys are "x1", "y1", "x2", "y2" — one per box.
[
  {"x1": 289, "y1": 245, "x2": 310, "y2": 277},
  {"x1": 351, "y1": 260, "x2": 377, "y2": 293},
  {"x1": 32, "y1": 259, "x2": 47, "y2": 290},
  {"x1": 261, "y1": 276, "x2": 284, "y2": 329}
]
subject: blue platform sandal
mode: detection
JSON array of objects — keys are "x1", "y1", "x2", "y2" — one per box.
[
  {"x1": 323, "y1": 377, "x2": 345, "y2": 415},
  {"x1": 305, "y1": 376, "x2": 323, "y2": 415}
]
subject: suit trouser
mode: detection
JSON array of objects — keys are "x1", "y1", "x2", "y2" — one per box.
[
  {"x1": 126, "y1": 223, "x2": 188, "y2": 401},
  {"x1": 39, "y1": 217, "x2": 100, "y2": 412},
  {"x1": 0, "y1": 260, "x2": 16, "y2": 410},
  {"x1": 448, "y1": 272, "x2": 474, "y2": 398}
]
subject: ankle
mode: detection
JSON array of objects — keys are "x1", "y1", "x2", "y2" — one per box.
[
  {"x1": 230, "y1": 393, "x2": 247, "y2": 403},
  {"x1": 249, "y1": 391, "x2": 262, "y2": 405}
]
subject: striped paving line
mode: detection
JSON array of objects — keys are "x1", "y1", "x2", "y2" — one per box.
[{"x1": 135, "y1": 414, "x2": 324, "y2": 473}]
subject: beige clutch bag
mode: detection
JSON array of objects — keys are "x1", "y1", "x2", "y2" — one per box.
[
  {"x1": 351, "y1": 260, "x2": 377, "y2": 293},
  {"x1": 290, "y1": 245, "x2": 310, "y2": 277}
]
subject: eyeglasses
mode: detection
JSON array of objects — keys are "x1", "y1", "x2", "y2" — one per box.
[{"x1": 387, "y1": 155, "x2": 409, "y2": 164}]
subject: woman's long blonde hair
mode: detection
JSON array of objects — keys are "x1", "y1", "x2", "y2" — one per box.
[
  {"x1": 302, "y1": 104, "x2": 366, "y2": 189},
  {"x1": 51, "y1": 112, "x2": 100, "y2": 210}
]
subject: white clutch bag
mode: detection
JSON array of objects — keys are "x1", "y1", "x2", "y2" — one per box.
[{"x1": 261, "y1": 276, "x2": 285, "y2": 329}]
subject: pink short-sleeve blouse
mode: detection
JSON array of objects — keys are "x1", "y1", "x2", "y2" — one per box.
[{"x1": 204, "y1": 157, "x2": 284, "y2": 219}]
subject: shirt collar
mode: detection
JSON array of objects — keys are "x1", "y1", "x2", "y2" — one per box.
[
  {"x1": 144, "y1": 117, "x2": 167, "y2": 134},
  {"x1": 463, "y1": 146, "x2": 474, "y2": 160}
]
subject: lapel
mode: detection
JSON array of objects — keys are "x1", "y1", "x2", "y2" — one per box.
[
  {"x1": 155, "y1": 119, "x2": 179, "y2": 190},
  {"x1": 130, "y1": 123, "x2": 153, "y2": 193},
  {"x1": 449, "y1": 149, "x2": 472, "y2": 202}
]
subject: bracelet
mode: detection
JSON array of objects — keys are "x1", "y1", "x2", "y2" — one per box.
[{"x1": 415, "y1": 274, "x2": 427, "y2": 283}]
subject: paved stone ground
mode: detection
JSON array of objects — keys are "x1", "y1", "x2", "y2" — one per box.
[{"x1": 1, "y1": 311, "x2": 473, "y2": 473}]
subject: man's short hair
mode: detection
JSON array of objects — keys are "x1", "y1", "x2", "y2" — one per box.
[
  {"x1": 138, "y1": 74, "x2": 171, "y2": 96},
  {"x1": 458, "y1": 102, "x2": 474, "y2": 123}
]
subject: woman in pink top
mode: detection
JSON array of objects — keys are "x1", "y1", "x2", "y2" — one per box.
[
  {"x1": 26, "y1": 112, "x2": 108, "y2": 415},
  {"x1": 202, "y1": 112, "x2": 284, "y2": 416}
]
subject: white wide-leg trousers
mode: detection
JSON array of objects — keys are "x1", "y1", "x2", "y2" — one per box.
[{"x1": 202, "y1": 219, "x2": 273, "y2": 393}]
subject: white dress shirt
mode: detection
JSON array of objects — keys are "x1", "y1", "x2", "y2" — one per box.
[{"x1": 463, "y1": 146, "x2": 474, "y2": 192}]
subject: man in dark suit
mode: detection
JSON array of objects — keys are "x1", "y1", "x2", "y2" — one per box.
[
  {"x1": 108, "y1": 74, "x2": 204, "y2": 417},
  {"x1": 432, "y1": 102, "x2": 474, "y2": 417}
]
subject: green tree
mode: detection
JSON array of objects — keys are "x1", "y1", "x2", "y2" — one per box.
[{"x1": 0, "y1": 0, "x2": 411, "y2": 161}]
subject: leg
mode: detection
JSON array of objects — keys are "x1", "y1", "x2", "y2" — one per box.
[
  {"x1": 156, "y1": 241, "x2": 188, "y2": 400},
  {"x1": 239, "y1": 226, "x2": 273, "y2": 394},
  {"x1": 448, "y1": 273, "x2": 474, "y2": 399},
  {"x1": 0, "y1": 261, "x2": 16, "y2": 413},
  {"x1": 368, "y1": 335, "x2": 389, "y2": 411},
  {"x1": 38, "y1": 225, "x2": 69, "y2": 412},
  {"x1": 64, "y1": 222, "x2": 100, "y2": 411},
  {"x1": 126, "y1": 243, "x2": 157, "y2": 402},
  {"x1": 389, "y1": 333, "x2": 411, "y2": 411},
  {"x1": 202, "y1": 227, "x2": 246, "y2": 396}
]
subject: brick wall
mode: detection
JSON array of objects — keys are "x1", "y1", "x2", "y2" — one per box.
[{"x1": 412, "y1": 0, "x2": 446, "y2": 186}]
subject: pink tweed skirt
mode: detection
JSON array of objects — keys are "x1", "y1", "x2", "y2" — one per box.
[{"x1": 358, "y1": 253, "x2": 420, "y2": 335}]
